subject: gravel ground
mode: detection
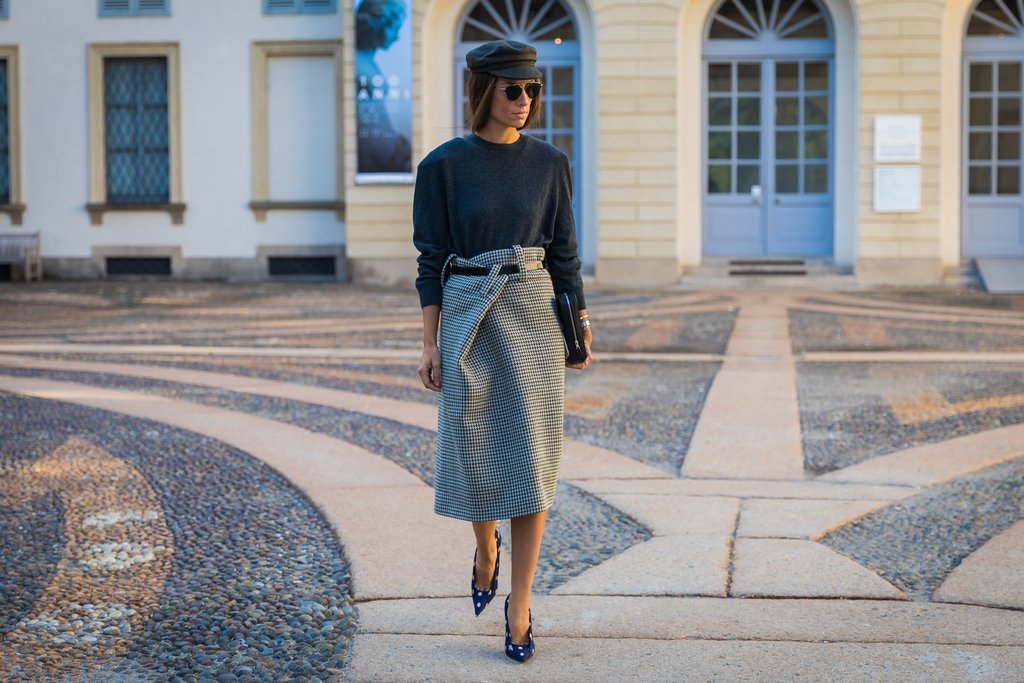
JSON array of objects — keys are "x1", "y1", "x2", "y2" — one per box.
[
  {"x1": 789, "y1": 309, "x2": 1024, "y2": 353},
  {"x1": 821, "y1": 457, "x2": 1024, "y2": 600},
  {"x1": 0, "y1": 367, "x2": 651, "y2": 594},
  {"x1": 836, "y1": 289, "x2": 1024, "y2": 313},
  {"x1": 0, "y1": 392, "x2": 354, "y2": 682},
  {"x1": 592, "y1": 310, "x2": 737, "y2": 354},
  {"x1": 565, "y1": 361, "x2": 721, "y2": 475},
  {"x1": 797, "y1": 363, "x2": 1024, "y2": 474}
]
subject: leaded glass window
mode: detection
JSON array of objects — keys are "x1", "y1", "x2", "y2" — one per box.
[
  {"x1": 105, "y1": 58, "x2": 170, "y2": 204},
  {"x1": 0, "y1": 58, "x2": 8, "y2": 204},
  {"x1": 708, "y1": 0, "x2": 830, "y2": 40}
]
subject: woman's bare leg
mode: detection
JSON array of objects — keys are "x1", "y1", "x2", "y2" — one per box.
[
  {"x1": 508, "y1": 511, "x2": 547, "y2": 642},
  {"x1": 472, "y1": 520, "x2": 498, "y2": 591}
]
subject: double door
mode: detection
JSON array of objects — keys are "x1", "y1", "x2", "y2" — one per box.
[{"x1": 703, "y1": 58, "x2": 834, "y2": 257}]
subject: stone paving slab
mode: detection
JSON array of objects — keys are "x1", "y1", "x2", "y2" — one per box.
[
  {"x1": 820, "y1": 423, "x2": 1024, "y2": 486},
  {"x1": 328, "y1": 487, "x2": 467, "y2": 601},
  {"x1": 549, "y1": 535, "x2": 730, "y2": 597},
  {"x1": 736, "y1": 499, "x2": 890, "y2": 539},
  {"x1": 934, "y1": 520, "x2": 1024, "y2": 610},
  {"x1": 572, "y1": 477, "x2": 918, "y2": 501},
  {"x1": 345, "y1": 634, "x2": 1024, "y2": 683},
  {"x1": 731, "y1": 539, "x2": 907, "y2": 600},
  {"x1": 598, "y1": 494, "x2": 739, "y2": 536},
  {"x1": 354, "y1": 596, "x2": 1024, "y2": 645}
]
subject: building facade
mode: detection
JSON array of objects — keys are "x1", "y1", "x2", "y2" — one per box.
[{"x1": 0, "y1": 0, "x2": 1020, "y2": 286}]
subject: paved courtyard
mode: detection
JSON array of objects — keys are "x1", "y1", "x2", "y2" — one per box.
[{"x1": 0, "y1": 281, "x2": 1023, "y2": 682}]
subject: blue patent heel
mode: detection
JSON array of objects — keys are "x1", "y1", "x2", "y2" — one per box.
[
  {"x1": 504, "y1": 595, "x2": 535, "y2": 663},
  {"x1": 471, "y1": 529, "x2": 501, "y2": 616}
]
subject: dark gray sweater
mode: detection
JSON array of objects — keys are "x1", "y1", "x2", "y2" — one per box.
[{"x1": 412, "y1": 134, "x2": 585, "y2": 309}]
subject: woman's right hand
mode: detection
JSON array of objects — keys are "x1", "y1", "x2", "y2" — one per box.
[
  {"x1": 418, "y1": 346, "x2": 442, "y2": 392},
  {"x1": 419, "y1": 305, "x2": 442, "y2": 391}
]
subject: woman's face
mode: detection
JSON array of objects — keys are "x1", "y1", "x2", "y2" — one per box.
[{"x1": 489, "y1": 78, "x2": 537, "y2": 130}]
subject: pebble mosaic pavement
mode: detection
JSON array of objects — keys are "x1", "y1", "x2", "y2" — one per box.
[{"x1": 0, "y1": 282, "x2": 1023, "y2": 681}]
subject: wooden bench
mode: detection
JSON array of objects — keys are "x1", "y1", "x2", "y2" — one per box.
[{"x1": 0, "y1": 232, "x2": 42, "y2": 283}]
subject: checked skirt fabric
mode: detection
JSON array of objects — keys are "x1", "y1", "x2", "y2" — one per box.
[{"x1": 435, "y1": 245, "x2": 565, "y2": 522}]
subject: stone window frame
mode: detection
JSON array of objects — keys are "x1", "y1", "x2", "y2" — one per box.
[
  {"x1": 0, "y1": 45, "x2": 24, "y2": 225},
  {"x1": 86, "y1": 43, "x2": 185, "y2": 225},
  {"x1": 249, "y1": 40, "x2": 345, "y2": 222}
]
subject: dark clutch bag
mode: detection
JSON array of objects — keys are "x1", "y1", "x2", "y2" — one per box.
[{"x1": 556, "y1": 291, "x2": 588, "y2": 365}]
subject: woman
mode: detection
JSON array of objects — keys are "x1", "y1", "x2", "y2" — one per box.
[{"x1": 412, "y1": 39, "x2": 592, "y2": 662}]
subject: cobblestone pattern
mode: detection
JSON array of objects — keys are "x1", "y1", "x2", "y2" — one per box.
[
  {"x1": 565, "y1": 362, "x2": 721, "y2": 475},
  {"x1": 797, "y1": 363, "x2": 1024, "y2": 474},
  {"x1": 0, "y1": 392, "x2": 354, "y2": 682},
  {"x1": 0, "y1": 368, "x2": 652, "y2": 593},
  {"x1": 821, "y1": 458, "x2": 1024, "y2": 600},
  {"x1": 834, "y1": 290, "x2": 1024, "y2": 313},
  {"x1": 591, "y1": 310, "x2": 737, "y2": 354},
  {"x1": 789, "y1": 309, "x2": 1024, "y2": 353}
]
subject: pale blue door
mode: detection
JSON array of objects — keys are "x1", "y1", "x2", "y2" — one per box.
[
  {"x1": 963, "y1": 1, "x2": 1024, "y2": 257},
  {"x1": 703, "y1": 0, "x2": 835, "y2": 257}
]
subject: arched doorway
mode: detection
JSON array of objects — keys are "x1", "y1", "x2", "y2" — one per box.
[
  {"x1": 455, "y1": 0, "x2": 583, "y2": 251},
  {"x1": 702, "y1": 0, "x2": 836, "y2": 257},
  {"x1": 962, "y1": 0, "x2": 1024, "y2": 257}
]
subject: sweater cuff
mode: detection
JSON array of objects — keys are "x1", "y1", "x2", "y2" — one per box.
[{"x1": 418, "y1": 283, "x2": 442, "y2": 309}]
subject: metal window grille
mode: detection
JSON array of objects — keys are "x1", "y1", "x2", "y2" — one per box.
[
  {"x1": 264, "y1": 0, "x2": 336, "y2": 15},
  {"x1": 104, "y1": 57, "x2": 170, "y2": 204},
  {"x1": 105, "y1": 257, "x2": 172, "y2": 277},
  {"x1": 267, "y1": 256, "x2": 336, "y2": 277},
  {"x1": 0, "y1": 0, "x2": 9, "y2": 20},
  {"x1": 99, "y1": 0, "x2": 170, "y2": 17},
  {"x1": 0, "y1": 59, "x2": 9, "y2": 204}
]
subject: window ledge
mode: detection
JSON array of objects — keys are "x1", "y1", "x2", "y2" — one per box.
[
  {"x1": 248, "y1": 200, "x2": 345, "y2": 222},
  {"x1": 87, "y1": 203, "x2": 186, "y2": 225},
  {"x1": 0, "y1": 204, "x2": 26, "y2": 226}
]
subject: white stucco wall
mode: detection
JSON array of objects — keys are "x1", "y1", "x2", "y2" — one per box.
[{"x1": 0, "y1": 0, "x2": 344, "y2": 261}]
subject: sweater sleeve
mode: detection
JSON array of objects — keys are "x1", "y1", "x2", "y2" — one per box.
[
  {"x1": 412, "y1": 158, "x2": 450, "y2": 308},
  {"x1": 546, "y1": 154, "x2": 586, "y2": 309}
]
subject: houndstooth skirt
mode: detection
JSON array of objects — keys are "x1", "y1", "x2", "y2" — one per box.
[{"x1": 435, "y1": 245, "x2": 565, "y2": 522}]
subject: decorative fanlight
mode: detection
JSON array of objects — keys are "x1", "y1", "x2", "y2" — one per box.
[
  {"x1": 459, "y1": 0, "x2": 577, "y2": 44},
  {"x1": 709, "y1": 0, "x2": 829, "y2": 40},
  {"x1": 967, "y1": 0, "x2": 1024, "y2": 37}
]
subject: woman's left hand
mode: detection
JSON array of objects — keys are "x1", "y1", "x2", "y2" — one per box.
[{"x1": 567, "y1": 324, "x2": 593, "y2": 370}]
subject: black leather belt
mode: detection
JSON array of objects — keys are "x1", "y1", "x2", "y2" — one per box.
[{"x1": 449, "y1": 262, "x2": 544, "y2": 276}]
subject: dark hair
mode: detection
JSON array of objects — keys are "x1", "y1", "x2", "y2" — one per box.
[
  {"x1": 355, "y1": 0, "x2": 406, "y2": 52},
  {"x1": 465, "y1": 71, "x2": 543, "y2": 133}
]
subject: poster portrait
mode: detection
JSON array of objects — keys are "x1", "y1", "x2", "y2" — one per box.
[{"x1": 354, "y1": 0, "x2": 413, "y2": 184}]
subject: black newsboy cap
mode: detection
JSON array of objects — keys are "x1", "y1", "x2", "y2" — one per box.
[{"x1": 466, "y1": 40, "x2": 542, "y2": 80}]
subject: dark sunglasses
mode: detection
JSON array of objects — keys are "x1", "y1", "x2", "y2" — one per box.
[{"x1": 495, "y1": 82, "x2": 542, "y2": 101}]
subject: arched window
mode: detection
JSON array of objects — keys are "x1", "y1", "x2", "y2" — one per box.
[
  {"x1": 708, "y1": 0, "x2": 831, "y2": 41},
  {"x1": 962, "y1": 0, "x2": 1024, "y2": 256},
  {"x1": 459, "y1": 0, "x2": 576, "y2": 43},
  {"x1": 968, "y1": 0, "x2": 1024, "y2": 37}
]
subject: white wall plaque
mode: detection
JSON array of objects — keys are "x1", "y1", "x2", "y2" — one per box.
[
  {"x1": 874, "y1": 115, "x2": 921, "y2": 162},
  {"x1": 874, "y1": 166, "x2": 921, "y2": 213}
]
